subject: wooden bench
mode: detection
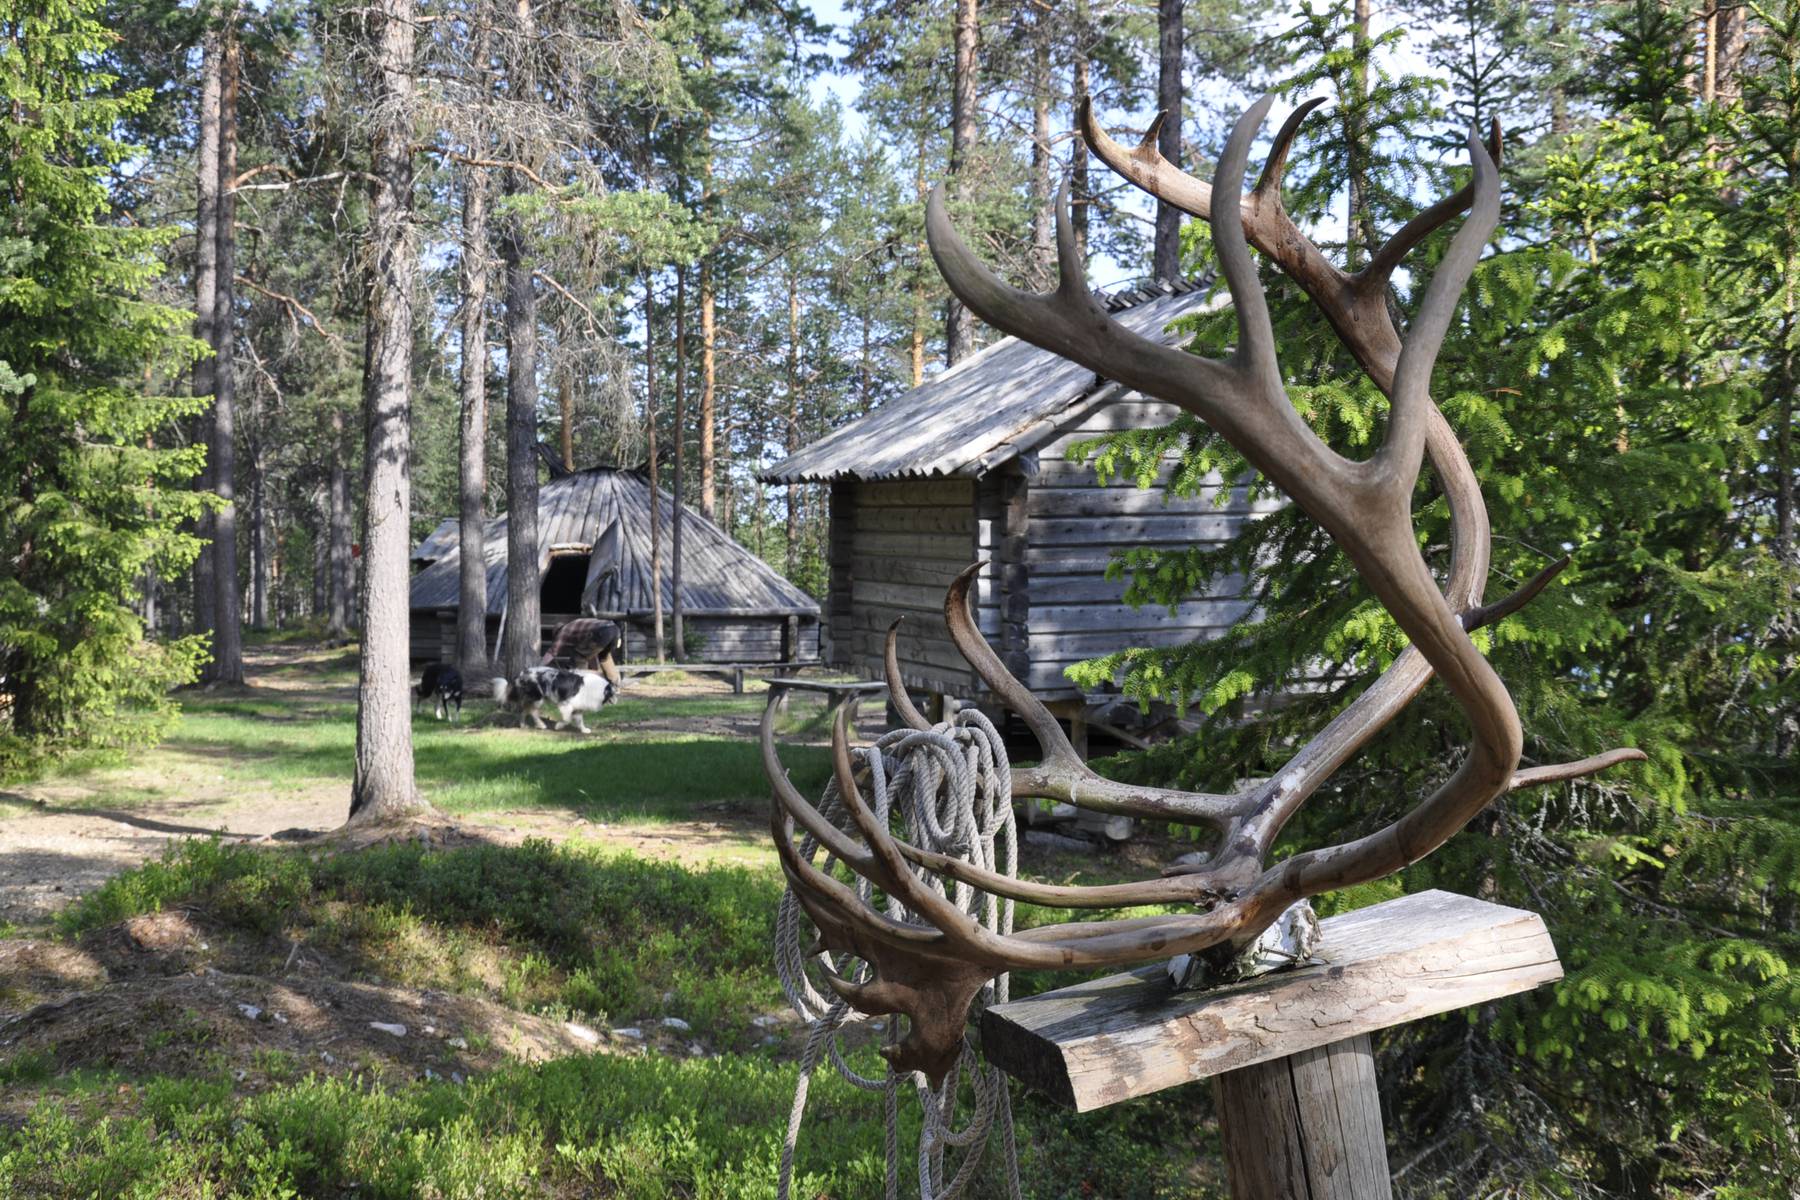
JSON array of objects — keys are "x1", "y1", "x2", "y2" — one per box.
[
  {"x1": 616, "y1": 660, "x2": 825, "y2": 694},
  {"x1": 761, "y1": 678, "x2": 889, "y2": 737}
]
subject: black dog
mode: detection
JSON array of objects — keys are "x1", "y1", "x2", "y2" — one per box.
[{"x1": 414, "y1": 662, "x2": 464, "y2": 721}]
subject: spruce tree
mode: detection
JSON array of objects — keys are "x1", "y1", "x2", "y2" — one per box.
[{"x1": 0, "y1": 0, "x2": 209, "y2": 771}]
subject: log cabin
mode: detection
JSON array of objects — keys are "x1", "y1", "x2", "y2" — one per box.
[{"x1": 759, "y1": 281, "x2": 1279, "y2": 737}]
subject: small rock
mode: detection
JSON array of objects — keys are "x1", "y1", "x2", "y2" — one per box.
[
  {"x1": 271, "y1": 1012, "x2": 288, "y2": 1025},
  {"x1": 660, "y1": 1016, "x2": 691, "y2": 1033},
  {"x1": 236, "y1": 1003, "x2": 263, "y2": 1021},
  {"x1": 611, "y1": 1026, "x2": 644, "y2": 1040},
  {"x1": 660, "y1": 991, "x2": 676, "y2": 1005},
  {"x1": 369, "y1": 1022, "x2": 407, "y2": 1038},
  {"x1": 199, "y1": 942, "x2": 210, "y2": 951},
  {"x1": 750, "y1": 1015, "x2": 780, "y2": 1029},
  {"x1": 565, "y1": 1022, "x2": 600, "y2": 1044},
  {"x1": 320, "y1": 1051, "x2": 337, "y2": 1065},
  {"x1": 760, "y1": 1035, "x2": 778, "y2": 1046},
  {"x1": 423, "y1": 1068, "x2": 438, "y2": 1081},
  {"x1": 450, "y1": 1072, "x2": 466, "y2": 1085},
  {"x1": 233, "y1": 1069, "x2": 247, "y2": 1082},
  {"x1": 447, "y1": 1037, "x2": 468, "y2": 1050},
  {"x1": 686, "y1": 1042, "x2": 705, "y2": 1056},
  {"x1": 423, "y1": 1024, "x2": 437, "y2": 1036},
  {"x1": 1170, "y1": 850, "x2": 1212, "y2": 869}
]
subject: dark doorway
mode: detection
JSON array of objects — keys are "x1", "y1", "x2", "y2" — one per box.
[{"x1": 540, "y1": 553, "x2": 591, "y2": 616}]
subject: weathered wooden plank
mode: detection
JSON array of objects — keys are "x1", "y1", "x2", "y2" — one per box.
[
  {"x1": 1028, "y1": 625, "x2": 1242, "y2": 658},
  {"x1": 853, "y1": 479, "x2": 977, "y2": 508},
  {"x1": 1215, "y1": 1033, "x2": 1393, "y2": 1200},
  {"x1": 1027, "y1": 486, "x2": 1252, "y2": 517},
  {"x1": 1028, "y1": 599, "x2": 1256, "y2": 633},
  {"x1": 854, "y1": 506, "x2": 975, "y2": 534},
  {"x1": 852, "y1": 531, "x2": 978, "y2": 560},
  {"x1": 980, "y1": 890, "x2": 1563, "y2": 1113},
  {"x1": 1031, "y1": 514, "x2": 1252, "y2": 544}
]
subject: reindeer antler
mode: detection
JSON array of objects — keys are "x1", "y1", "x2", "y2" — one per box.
[{"x1": 765, "y1": 94, "x2": 1645, "y2": 1084}]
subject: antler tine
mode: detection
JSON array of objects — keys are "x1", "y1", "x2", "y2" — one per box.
[
  {"x1": 1251, "y1": 95, "x2": 1328, "y2": 200},
  {"x1": 941, "y1": 563, "x2": 1251, "y2": 826},
  {"x1": 1361, "y1": 117, "x2": 1503, "y2": 288},
  {"x1": 760, "y1": 701, "x2": 882, "y2": 874},
  {"x1": 1210, "y1": 94, "x2": 1283, "y2": 391},
  {"x1": 943, "y1": 564, "x2": 1079, "y2": 767},
  {"x1": 884, "y1": 619, "x2": 935, "y2": 731},
  {"x1": 1375, "y1": 125, "x2": 1501, "y2": 484}
]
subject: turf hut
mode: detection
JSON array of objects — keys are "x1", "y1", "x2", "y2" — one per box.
[
  {"x1": 409, "y1": 465, "x2": 820, "y2": 666},
  {"x1": 760, "y1": 282, "x2": 1277, "y2": 730}
]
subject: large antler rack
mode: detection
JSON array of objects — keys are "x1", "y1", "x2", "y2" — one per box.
[{"x1": 764, "y1": 94, "x2": 1645, "y2": 1084}]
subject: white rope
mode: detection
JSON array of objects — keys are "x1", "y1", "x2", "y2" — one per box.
[{"x1": 776, "y1": 707, "x2": 1024, "y2": 1200}]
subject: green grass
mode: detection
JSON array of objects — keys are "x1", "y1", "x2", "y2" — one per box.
[
  {"x1": 11, "y1": 837, "x2": 1225, "y2": 1200},
  {"x1": 16, "y1": 683, "x2": 833, "y2": 827}
]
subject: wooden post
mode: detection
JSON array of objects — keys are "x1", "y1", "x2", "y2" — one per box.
[{"x1": 980, "y1": 892, "x2": 1563, "y2": 1198}]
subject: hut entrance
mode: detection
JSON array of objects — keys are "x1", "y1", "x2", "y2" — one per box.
[{"x1": 540, "y1": 545, "x2": 592, "y2": 619}]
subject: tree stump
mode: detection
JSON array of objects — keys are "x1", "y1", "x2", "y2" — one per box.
[{"x1": 979, "y1": 891, "x2": 1562, "y2": 1199}]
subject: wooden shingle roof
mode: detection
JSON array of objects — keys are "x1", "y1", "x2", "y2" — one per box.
[
  {"x1": 760, "y1": 282, "x2": 1215, "y2": 484},
  {"x1": 408, "y1": 466, "x2": 819, "y2": 618}
]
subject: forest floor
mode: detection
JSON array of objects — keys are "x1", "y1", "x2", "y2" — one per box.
[{"x1": 0, "y1": 642, "x2": 1222, "y2": 1199}]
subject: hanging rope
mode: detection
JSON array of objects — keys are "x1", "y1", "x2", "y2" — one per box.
[{"x1": 776, "y1": 706, "x2": 1024, "y2": 1200}]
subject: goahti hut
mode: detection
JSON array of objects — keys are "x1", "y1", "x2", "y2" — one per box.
[{"x1": 408, "y1": 464, "x2": 820, "y2": 666}]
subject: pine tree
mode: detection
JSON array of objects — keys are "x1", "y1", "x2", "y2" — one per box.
[{"x1": 0, "y1": 0, "x2": 210, "y2": 771}]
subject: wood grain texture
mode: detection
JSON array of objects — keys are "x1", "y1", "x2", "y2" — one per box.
[
  {"x1": 1215, "y1": 1033, "x2": 1393, "y2": 1200},
  {"x1": 980, "y1": 890, "x2": 1561, "y2": 1112}
]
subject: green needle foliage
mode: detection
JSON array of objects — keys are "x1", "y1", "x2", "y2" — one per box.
[
  {"x1": 0, "y1": 0, "x2": 209, "y2": 774},
  {"x1": 1075, "y1": 3, "x2": 1800, "y2": 1194}
]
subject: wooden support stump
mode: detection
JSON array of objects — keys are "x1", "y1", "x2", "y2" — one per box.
[{"x1": 980, "y1": 891, "x2": 1562, "y2": 1199}]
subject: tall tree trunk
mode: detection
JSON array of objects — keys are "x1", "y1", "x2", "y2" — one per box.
[
  {"x1": 210, "y1": 20, "x2": 244, "y2": 685},
  {"x1": 327, "y1": 406, "x2": 353, "y2": 634},
  {"x1": 1029, "y1": 9, "x2": 1054, "y2": 288},
  {"x1": 499, "y1": 181, "x2": 541, "y2": 676},
  {"x1": 498, "y1": 0, "x2": 542, "y2": 679},
  {"x1": 699, "y1": 258, "x2": 717, "y2": 522},
  {"x1": 349, "y1": 0, "x2": 422, "y2": 823},
  {"x1": 784, "y1": 267, "x2": 802, "y2": 578},
  {"x1": 946, "y1": 0, "x2": 979, "y2": 364},
  {"x1": 250, "y1": 432, "x2": 268, "y2": 629},
  {"x1": 1154, "y1": 0, "x2": 1183, "y2": 285},
  {"x1": 1344, "y1": 0, "x2": 1374, "y2": 269},
  {"x1": 672, "y1": 264, "x2": 686, "y2": 661},
  {"x1": 557, "y1": 374, "x2": 574, "y2": 470},
  {"x1": 192, "y1": 27, "x2": 221, "y2": 662},
  {"x1": 644, "y1": 269, "x2": 664, "y2": 662},
  {"x1": 912, "y1": 129, "x2": 928, "y2": 387},
  {"x1": 457, "y1": 165, "x2": 491, "y2": 676},
  {"x1": 311, "y1": 488, "x2": 328, "y2": 620},
  {"x1": 1072, "y1": 1, "x2": 1090, "y2": 264}
]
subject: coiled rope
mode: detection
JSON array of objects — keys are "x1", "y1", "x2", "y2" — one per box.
[{"x1": 775, "y1": 707, "x2": 1024, "y2": 1200}]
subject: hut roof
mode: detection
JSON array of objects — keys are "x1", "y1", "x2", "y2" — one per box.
[
  {"x1": 412, "y1": 517, "x2": 460, "y2": 563},
  {"x1": 759, "y1": 281, "x2": 1215, "y2": 484},
  {"x1": 408, "y1": 466, "x2": 819, "y2": 619}
]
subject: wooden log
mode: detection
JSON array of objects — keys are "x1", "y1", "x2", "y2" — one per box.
[
  {"x1": 979, "y1": 890, "x2": 1561, "y2": 1113},
  {"x1": 1213, "y1": 1033, "x2": 1391, "y2": 1200}
]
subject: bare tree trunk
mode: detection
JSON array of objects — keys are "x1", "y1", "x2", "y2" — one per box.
[
  {"x1": 1154, "y1": 0, "x2": 1183, "y2": 285},
  {"x1": 912, "y1": 130, "x2": 928, "y2": 387},
  {"x1": 210, "y1": 20, "x2": 244, "y2": 685},
  {"x1": 644, "y1": 269, "x2": 664, "y2": 662},
  {"x1": 327, "y1": 406, "x2": 353, "y2": 635},
  {"x1": 457, "y1": 165, "x2": 491, "y2": 676},
  {"x1": 250, "y1": 431, "x2": 268, "y2": 629},
  {"x1": 349, "y1": 0, "x2": 422, "y2": 823},
  {"x1": 193, "y1": 27, "x2": 221, "y2": 664},
  {"x1": 499, "y1": 182, "x2": 541, "y2": 676},
  {"x1": 672, "y1": 263, "x2": 687, "y2": 661},
  {"x1": 699, "y1": 258, "x2": 716, "y2": 523},
  {"x1": 1029, "y1": 9, "x2": 1054, "y2": 288},
  {"x1": 557, "y1": 373, "x2": 575, "y2": 470},
  {"x1": 784, "y1": 266, "x2": 801, "y2": 576},
  {"x1": 1072, "y1": 2, "x2": 1090, "y2": 264},
  {"x1": 946, "y1": 0, "x2": 979, "y2": 365},
  {"x1": 311, "y1": 488, "x2": 328, "y2": 620},
  {"x1": 1345, "y1": 0, "x2": 1374, "y2": 269},
  {"x1": 498, "y1": 0, "x2": 542, "y2": 678}
]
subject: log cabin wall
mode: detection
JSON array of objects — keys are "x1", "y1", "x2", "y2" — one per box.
[
  {"x1": 841, "y1": 477, "x2": 979, "y2": 696},
  {"x1": 1023, "y1": 398, "x2": 1270, "y2": 698}
]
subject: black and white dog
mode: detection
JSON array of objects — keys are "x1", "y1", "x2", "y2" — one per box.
[
  {"x1": 414, "y1": 662, "x2": 464, "y2": 721},
  {"x1": 491, "y1": 666, "x2": 617, "y2": 733}
]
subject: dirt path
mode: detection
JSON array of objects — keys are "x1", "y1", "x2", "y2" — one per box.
[{"x1": 0, "y1": 646, "x2": 798, "y2": 925}]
